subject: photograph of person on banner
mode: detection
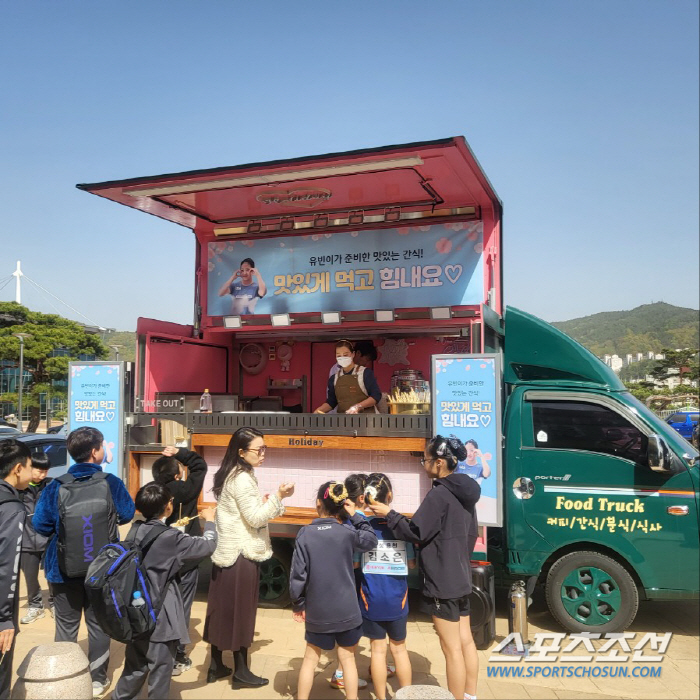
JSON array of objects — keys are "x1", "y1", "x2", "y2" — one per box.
[
  {"x1": 218, "y1": 257, "x2": 267, "y2": 315},
  {"x1": 456, "y1": 439, "x2": 491, "y2": 484}
]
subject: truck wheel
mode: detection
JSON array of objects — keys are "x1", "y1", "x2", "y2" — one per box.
[
  {"x1": 258, "y1": 543, "x2": 292, "y2": 609},
  {"x1": 546, "y1": 551, "x2": 638, "y2": 633}
]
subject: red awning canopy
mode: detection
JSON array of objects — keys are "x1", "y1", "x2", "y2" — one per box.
[{"x1": 77, "y1": 137, "x2": 501, "y2": 233}]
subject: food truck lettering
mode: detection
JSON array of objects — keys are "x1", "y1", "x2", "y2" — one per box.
[
  {"x1": 256, "y1": 188, "x2": 332, "y2": 207},
  {"x1": 288, "y1": 437, "x2": 324, "y2": 447},
  {"x1": 555, "y1": 496, "x2": 646, "y2": 513},
  {"x1": 547, "y1": 516, "x2": 663, "y2": 534}
]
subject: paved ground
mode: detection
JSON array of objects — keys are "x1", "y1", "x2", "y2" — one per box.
[{"x1": 11, "y1": 571, "x2": 699, "y2": 699}]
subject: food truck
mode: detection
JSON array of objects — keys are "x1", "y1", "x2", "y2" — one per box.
[{"x1": 78, "y1": 137, "x2": 699, "y2": 634}]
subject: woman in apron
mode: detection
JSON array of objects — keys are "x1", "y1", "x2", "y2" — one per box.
[{"x1": 314, "y1": 340, "x2": 382, "y2": 414}]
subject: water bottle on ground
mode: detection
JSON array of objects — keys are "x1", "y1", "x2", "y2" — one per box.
[{"x1": 200, "y1": 389, "x2": 213, "y2": 413}]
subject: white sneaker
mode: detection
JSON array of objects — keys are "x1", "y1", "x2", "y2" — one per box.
[
  {"x1": 172, "y1": 657, "x2": 192, "y2": 676},
  {"x1": 20, "y1": 608, "x2": 45, "y2": 624},
  {"x1": 330, "y1": 670, "x2": 368, "y2": 689},
  {"x1": 92, "y1": 681, "x2": 108, "y2": 699}
]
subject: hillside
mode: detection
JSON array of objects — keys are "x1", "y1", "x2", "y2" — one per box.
[
  {"x1": 552, "y1": 302, "x2": 699, "y2": 357},
  {"x1": 102, "y1": 330, "x2": 137, "y2": 362}
]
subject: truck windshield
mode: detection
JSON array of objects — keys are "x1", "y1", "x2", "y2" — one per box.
[{"x1": 624, "y1": 392, "x2": 699, "y2": 463}]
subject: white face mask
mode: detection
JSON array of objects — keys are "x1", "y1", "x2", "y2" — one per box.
[{"x1": 336, "y1": 356, "x2": 353, "y2": 368}]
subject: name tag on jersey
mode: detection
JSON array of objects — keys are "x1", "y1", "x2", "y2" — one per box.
[{"x1": 362, "y1": 540, "x2": 408, "y2": 576}]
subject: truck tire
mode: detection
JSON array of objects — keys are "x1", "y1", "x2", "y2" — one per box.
[
  {"x1": 545, "y1": 551, "x2": 638, "y2": 633},
  {"x1": 258, "y1": 542, "x2": 292, "y2": 609}
]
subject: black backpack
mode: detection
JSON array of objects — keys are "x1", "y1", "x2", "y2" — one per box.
[
  {"x1": 84, "y1": 521, "x2": 169, "y2": 643},
  {"x1": 57, "y1": 471, "x2": 118, "y2": 578}
]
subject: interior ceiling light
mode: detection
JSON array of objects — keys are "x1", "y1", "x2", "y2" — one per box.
[
  {"x1": 321, "y1": 312, "x2": 342, "y2": 324},
  {"x1": 124, "y1": 156, "x2": 424, "y2": 198},
  {"x1": 375, "y1": 309, "x2": 395, "y2": 323},
  {"x1": 271, "y1": 313, "x2": 291, "y2": 327},
  {"x1": 430, "y1": 307, "x2": 452, "y2": 320}
]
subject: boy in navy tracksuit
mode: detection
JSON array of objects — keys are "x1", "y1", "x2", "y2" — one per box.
[
  {"x1": 33, "y1": 427, "x2": 135, "y2": 698},
  {"x1": 290, "y1": 481, "x2": 377, "y2": 700},
  {"x1": 0, "y1": 440, "x2": 33, "y2": 699},
  {"x1": 113, "y1": 482, "x2": 217, "y2": 700},
  {"x1": 151, "y1": 445, "x2": 207, "y2": 674},
  {"x1": 18, "y1": 453, "x2": 53, "y2": 624}
]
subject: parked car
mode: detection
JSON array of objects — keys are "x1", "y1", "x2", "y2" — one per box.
[
  {"x1": 0, "y1": 432, "x2": 68, "y2": 478},
  {"x1": 0, "y1": 426, "x2": 22, "y2": 437},
  {"x1": 666, "y1": 409, "x2": 700, "y2": 441},
  {"x1": 47, "y1": 423, "x2": 66, "y2": 434}
]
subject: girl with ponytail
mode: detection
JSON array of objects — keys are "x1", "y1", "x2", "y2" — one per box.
[
  {"x1": 368, "y1": 435, "x2": 481, "y2": 700},
  {"x1": 290, "y1": 481, "x2": 378, "y2": 700}
]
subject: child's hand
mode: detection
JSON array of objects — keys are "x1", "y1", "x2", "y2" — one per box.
[
  {"x1": 343, "y1": 499, "x2": 356, "y2": 518},
  {"x1": 293, "y1": 610, "x2": 306, "y2": 623},
  {"x1": 161, "y1": 446, "x2": 179, "y2": 457},
  {"x1": 200, "y1": 507, "x2": 216, "y2": 522},
  {"x1": 367, "y1": 499, "x2": 391, "y2": 517}
]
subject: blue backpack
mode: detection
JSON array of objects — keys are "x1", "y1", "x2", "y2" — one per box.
[{"x1": 84, "y1": 521, "x2": 169, "y2": 643}]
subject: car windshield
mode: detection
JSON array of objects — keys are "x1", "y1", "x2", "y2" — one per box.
[{"x1": 625, "y1": 393, "x2": 699, "y2": 462}]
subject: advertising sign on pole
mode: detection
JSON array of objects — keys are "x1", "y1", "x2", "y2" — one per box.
[
  {"x1": 206, "y1": 221, "x2": 484, "y2": 316},
  {"x1": 431, "y1": 354, "x2": 503, "y2": 527},
  {"x1": 68, "y1": 362, "x2": 124, "y2": 478}
]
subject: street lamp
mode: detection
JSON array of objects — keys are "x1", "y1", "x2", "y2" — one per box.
[
  {"x1": 13, "y1": 333, "x2": 31, "y2": 432},
  {"x1": 110, "y1": 345, "x2": 123, "y2": 362}
]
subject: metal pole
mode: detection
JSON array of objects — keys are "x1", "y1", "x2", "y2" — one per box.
[{"x1": 17, "y1": 336, "x2": 24, "y2": 432}]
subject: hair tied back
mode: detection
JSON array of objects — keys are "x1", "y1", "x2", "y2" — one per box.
[{"x1": 328, "y1": 482, "x2": 348, "y2": 504}]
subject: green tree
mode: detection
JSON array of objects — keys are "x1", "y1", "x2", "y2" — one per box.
[
  {"x1": 650, "y1": 348, "x2": 699, "y2": 386},
  {"x1": 0, "y1": 302, "x2": 108, "y2": 432}
]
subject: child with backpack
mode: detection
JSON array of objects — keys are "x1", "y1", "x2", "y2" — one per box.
[
  {"x1": 0, "y1": 440, "x2": 33, "y2": 700},
  {"x1": 358, "y1": 473, "x2": 415, "y2": 700},
  {"x1": 151, "y1": 445, "x2": 207, "y2": 676},
  {"x1": 33, "y1": 427, "x2": 135, "y2": 699},
  {"x1": 111, "y1": 482, "x2": 217, "y2": 700},
  {"x1": 19, "y1": 453, "x2": 54, "y2": 624},
  {"x1": 290, "y1": 481, "x2": 378, "y2": 700}
]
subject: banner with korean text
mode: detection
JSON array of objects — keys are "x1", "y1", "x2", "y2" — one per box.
[
  {"x1": 206, "y1": 221, "x2": 483, "y2": 316},
  {"x1": 68, "y1": 362, "x2": 124, "y2": 478},
  {"x1": 431, "y1": 354, "x2": 503, "y2": 527}
]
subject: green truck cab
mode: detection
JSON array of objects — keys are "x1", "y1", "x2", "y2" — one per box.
[{"x1": 492, "y1": 306, "x2": 700, "y2": 632}]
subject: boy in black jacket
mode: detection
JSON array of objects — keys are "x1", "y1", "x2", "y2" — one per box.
[
  {"x1": 113, "y1": 482, "x2": 217, "y2": 700},
  {"x1": 151, "y1": 445, "x2": 207, "y2": 674},
  {"x1": 19, "y1": 453, "x2": 53, "y2": 624},
  {"x1": 0, "y1": 440, "x2": 33, "y2": 699}
]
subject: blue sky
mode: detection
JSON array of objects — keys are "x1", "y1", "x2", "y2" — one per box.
[{"x1": 1, "y1": 1, "x2": 697, "y2": 330}]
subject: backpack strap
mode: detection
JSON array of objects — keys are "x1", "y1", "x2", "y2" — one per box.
[
  {"x1": 57, "y1": 471, "x2": 107, "y2": 485},
  {"x1": 125, "y1": 521, "x2": 170, "y2": 554}
]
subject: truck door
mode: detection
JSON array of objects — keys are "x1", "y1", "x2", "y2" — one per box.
[{"x1": 516, "y1": 390, "x2": 695, "y2": 594}]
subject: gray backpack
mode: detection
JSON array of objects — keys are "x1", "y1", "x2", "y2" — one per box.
[{"x1": 57, "y1": 471, "x2": 118, "y2": 578}]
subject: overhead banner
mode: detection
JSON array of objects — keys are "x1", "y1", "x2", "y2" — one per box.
[
  {"x1": 206, "y1": 221, "x2": 483, "y2": 316},
  {"x1": 68, "y1": 362, "x2": 124, "y2": 478},
  {"x1": 431, "y1": 354, "x2": 503, "y2": 527}
]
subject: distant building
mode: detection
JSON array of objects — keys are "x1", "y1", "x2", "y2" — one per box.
[{"x1": 610, "y1": 355, "x2": 624, "y2": 373}]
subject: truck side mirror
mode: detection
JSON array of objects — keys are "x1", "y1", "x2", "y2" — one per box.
[{"x1": 647, "y1": 434, "x2": 671, "y2": 473}]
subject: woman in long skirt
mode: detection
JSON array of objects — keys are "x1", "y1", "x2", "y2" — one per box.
[{"x1": 204, "y1": 427, "x2": 294, "y2": 688}]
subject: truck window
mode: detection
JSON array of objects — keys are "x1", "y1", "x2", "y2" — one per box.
[
  {"x1": 532, "y1": 401, "x2": 648, "y2": 467},
  {"x1": 667, "y1": 413, "x2": 687, "y2": 423}
]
